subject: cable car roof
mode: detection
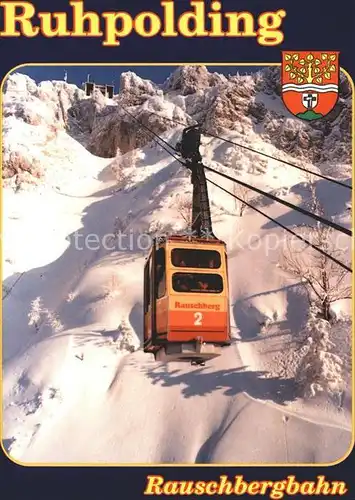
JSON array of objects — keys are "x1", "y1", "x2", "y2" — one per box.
[{"x1": 155, "y1": 235, "x2": 227, "y2": 246}]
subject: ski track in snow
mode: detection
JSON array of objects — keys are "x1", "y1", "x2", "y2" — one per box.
[{"x1": 2, "y1": 70, "x2": 352, "y2": 464}]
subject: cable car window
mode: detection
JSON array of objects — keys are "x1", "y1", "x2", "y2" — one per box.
[
  {"x1": 172, "y1": 273, "x2": 224, "y2": 294},
  {"x1": 171, "y1": 249, "x2": 221, "y2": 269},
  {"x1": 156, "y1": 247, "x2": 166, "y2": 299},
  {"x1": 144, "y1": 257, "x2": 151, "y2": 312}
]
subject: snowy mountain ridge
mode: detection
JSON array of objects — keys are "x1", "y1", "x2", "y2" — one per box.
[{"x1": 3, "y1": 65, "x2": 351, "y2": 186}]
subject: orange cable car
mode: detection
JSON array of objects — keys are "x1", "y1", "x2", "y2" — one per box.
[{"x1": 143, "y1": 235, "x2": 231, "y2": 364}]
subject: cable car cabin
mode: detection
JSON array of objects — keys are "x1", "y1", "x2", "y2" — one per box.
[{"x1": 143, "y1": 235, "x2": 231, "y2": 364}]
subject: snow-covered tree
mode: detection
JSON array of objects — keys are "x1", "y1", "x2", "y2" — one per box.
[
  {"x1": 110, "y1": 147, "x2": 135, "y2": 188},
  {"x1": 28, "y1": 297, "x2": 64, "y2": 334},
  {"x1": 296, "y1": 304, "x2": 344, "y2": 398},
  {"x1": 28, "y1": 296, "x2": 44, "y2": 333},
  {"x1": 117, "y1": 320, "x2": 139, "y2": 353},
  {"x1": 148, "y1": 219, "x2": 166, "y2": 238},
  {"x1": 46, "y1": 310, "x2": 64, "y2": 333}
]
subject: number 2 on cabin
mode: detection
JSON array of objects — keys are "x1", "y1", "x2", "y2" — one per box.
[{"x1": 194, "y1": 312, "x2": 203, "y2": 326}]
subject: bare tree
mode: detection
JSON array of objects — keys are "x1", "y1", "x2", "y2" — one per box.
[
  {"x1": 233, "y1": 183, "x2": 251, "y2": 217},
  {"x1": 176, "y1": 195, "x2": 193, "y2": 228},
  {"x1": 304, "y1": 171, "x2": 318, "y2": 212},
  {"x1": 110, "y1": 215, "x2": 131, "y2": 244},
  {"x1": 281, "y1": 191, "x2": 351, "y2": 321}
]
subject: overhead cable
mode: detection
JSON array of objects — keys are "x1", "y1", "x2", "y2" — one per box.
[
  {"x1": 146, "y1": 110, "x2": 351, "y2": 190},
  {"x1": 120, "y1": 108, "x2": 352, "y2": 268},
  {"x1": 207, "y1": 178, "x2": 352, "y2": 273},
  {"x1": 205, "y1": 165, "x2": 352, "y2": 237}
]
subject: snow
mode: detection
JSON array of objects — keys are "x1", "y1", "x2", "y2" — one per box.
[
  {"x1": 120, "y1": 71, "x2": 161, "y2": 97},
  {"x1": 2, "y1": 69, "x2": 352, "y2": 464}
]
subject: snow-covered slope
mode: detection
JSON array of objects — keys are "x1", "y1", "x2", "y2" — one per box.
[{"x1": 2, "y1": 66, "x2": 352, "y2": 464}]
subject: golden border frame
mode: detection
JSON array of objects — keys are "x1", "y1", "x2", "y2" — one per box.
[{"x1": 0, "y1": 62, "x2": 354, "y2": 468}]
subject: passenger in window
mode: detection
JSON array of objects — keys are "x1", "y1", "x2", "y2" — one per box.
[
  {"x1": 176, "y1": 276, "x2": 189, "y2": 291},
  {"x1": 174, "y1": 250, "x2": 186, "y2": 267},
  {"x1": 197, "y1": 279, "x2": 209, "y2": 291}
]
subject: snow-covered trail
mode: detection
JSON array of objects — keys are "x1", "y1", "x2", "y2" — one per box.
[
  {"x1": 2, "y1": 154, "x2": 180, "y2": 363},
  {"x1": 18, "y1": 343, "x2": 351, "y2": 464}
]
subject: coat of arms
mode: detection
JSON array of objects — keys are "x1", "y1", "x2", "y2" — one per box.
[{"x1": 281, "y1": 51, "x2": 339, "y2": 121}]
